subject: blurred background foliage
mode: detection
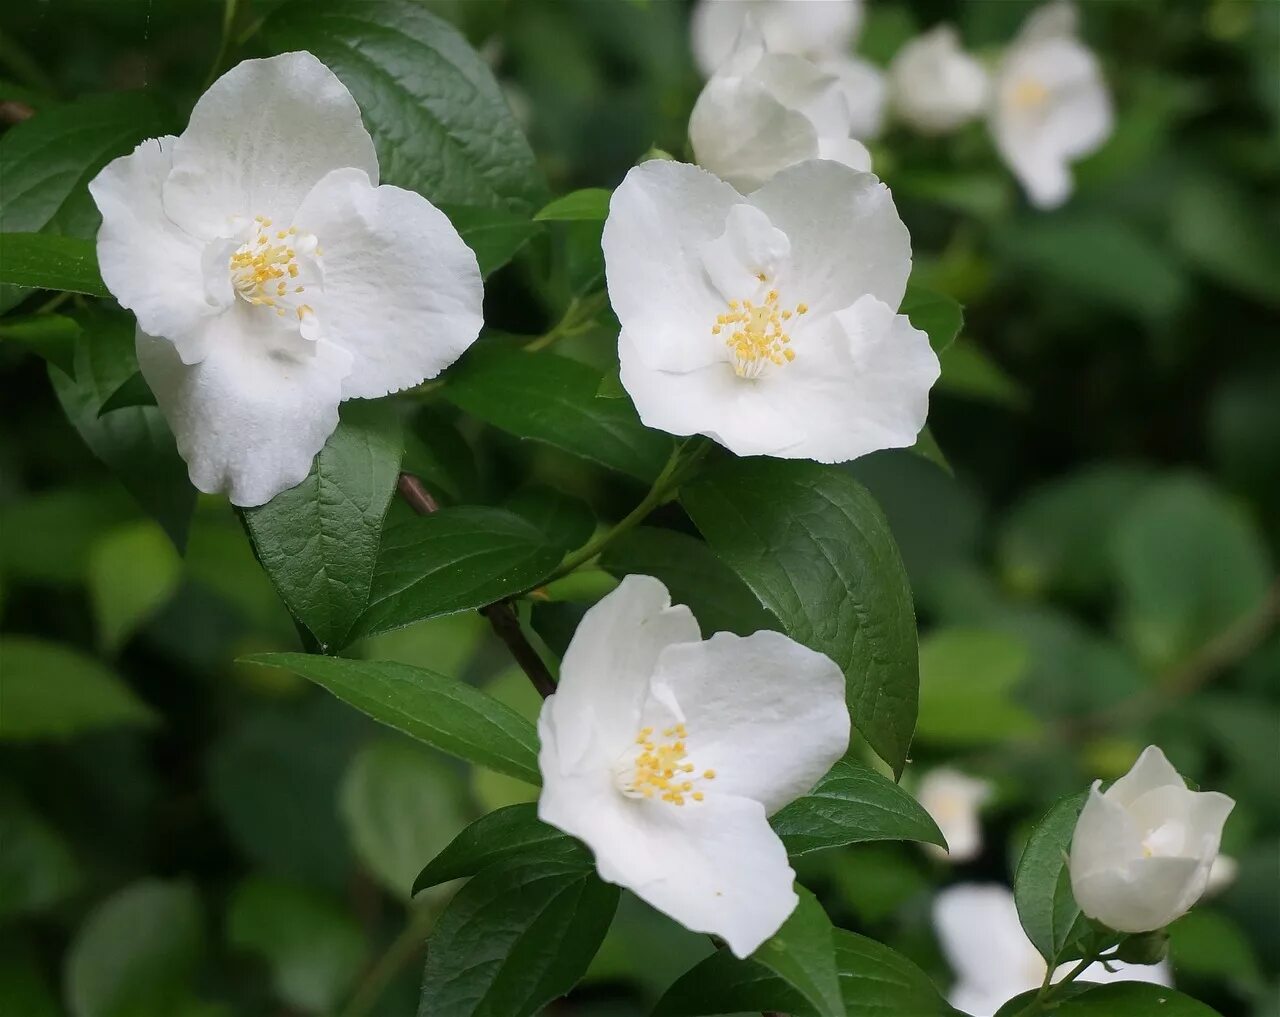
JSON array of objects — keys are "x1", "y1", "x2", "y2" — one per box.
[{"x1": 0, "y1": 0, "x2": 1277, "y2": 1015}]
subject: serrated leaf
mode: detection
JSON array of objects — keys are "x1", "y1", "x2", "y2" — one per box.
[
  {"x1": 901, "y1": 283, "x2": 963, "y2": 354},
  {"x1": 49, "y1": 305, "x2": 195, "y2": 549},
  {"x1": 444, "y1": 344, "x2": 673, "y2": 481},
  {"x1": 770, "y1": 758, "x2": 944, "y2": 856},
  {"x1": 242, "y1": 399, "x2": 403, "y2": 651},
  {"x1": 261, "y1": 0, "x2": 546, "y2": 211},
  {"x1": 654, "y1": 929, "x2": 957, "y2": 1017},
  {"x1": 599, "y1": 527, "x2": 777, "y2": 638},
  {"x1": 0, "y1": 232, "x2": 107, "y2": 296},
  {"x1": 413, "y1": 804, "x2": 584, "y2": 895},
  {"x1": 534, "y1": 188, "x2": 612, "y2": 222},
  {"x1": 242, "y1": 653, "x2": 541, "y2": 784},
  {"x1": 1014, "y1": 791, "x2": 1091, "y2": 966},
  {"x1": 681, "y1": 458, "x2": 919, "y2": 776},
  {"x1": 351, "y1": 506, "x2": 562, "y2": 640},
  {"x1": 0, "y1": 637, "x2": 155, "y2": 740},
  {"x1": 503, "y1": 486, "x2": 595, "y2": 552},
  {"x1": 752, "y1": 887, "x2": 843, "y2": 1017},
  {"x1": 418, "y1": 855, "x2": 618, "y2": 1017},
  {"x1": 444, "y1": 204, "x2": 541, "y2": 278}
]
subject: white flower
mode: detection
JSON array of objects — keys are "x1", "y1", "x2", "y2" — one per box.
[
  {"x1": 536, "y1": 574, "x2": 848, "y2": 957},
  {"x1": 818, "y1": 56, "x2": 887, "y2": 141},
  {"x1": 917, "y1": 768, "x2": 993, "y2": 863},
  {"x1": 889, "y1": 24, "x2": 989, "y2": 134},
  {"x1": 989, "y1": 1, "x2": 1113, "y2": 209},
  {"x1": 89, "y1": 52, "x2": 483, "y2": 507},
  {"x1": 934, "y1": 884, "x2": 1172, "y2": 1017},
  {"x1": 1205, "y1": 853, "x2": 1238, "y2": 897},
  {"x1": 691, "y1": 0, "x2": 864, "y2": 79},
  {"x1": 689, "y1": 20, "x2": 872, "y2": 193},
  {"x1": 1070, "y1": 745, "x2": 1235, "y2": 934},
  {"x1": 602, "y1": 159, "x2": 939, "y2": 463}
]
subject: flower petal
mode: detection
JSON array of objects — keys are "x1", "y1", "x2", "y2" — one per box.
[
  {"x1": 1105, "y1": 745, "x2": 1184, "y2": 808},
  {"x1": 537, "y1": 757, "x2": 797, "y2": 958},
  {"x1": 1071, "y1": 782, "x2": 1144, "y2": 877},
  {"x1": 292, "y1": 168, "x2": 483, "y2": 398},
  {"x1": 748, "y1": 160, "x2": 911, "y2": 317},
  {"x1": 691, "y1": 0, "x2": 862, "y2": 78},
  {"x1": 759, "y1": 296, "x2": 938, "y2": 463},
  {"x1": 89, "y1": 137, "x2": 219, "y2": 362},
  {"x1": 164, "y1": 52, "x2": 379, "y2": 238},
  {"x1": 603, "y1": 160, "x2": 743, "y2": 373},
  {"x1": 545, "y1": 575, "x2": 700, "y2": 773},
  {"x1": 700, "y1": 203, "x2": 792, "y2": 301},
  {"x1": 137, "y1": 306, "x2": 352, "y2": 507},
  {"x1": 645, "y1": 630, "x2": 849, "y2": 815},
  {"x1": 933, "y1": 884, "x2": 1043, "y2": 999},
  {"x1": 818, "y1": 56, "x2": 887, "y2": 140},
  {"x1": 1071, "y1": 856, "x2": 1203, "y2": 933},
  {"x1": 619, "y1": 330, "x2": 805, "y2": 455}
]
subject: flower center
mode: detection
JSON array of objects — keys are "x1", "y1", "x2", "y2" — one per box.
[
  {"x1": 1012, "y1": 77, "x2": 1049, "y2": 109},
  {"x1": 711, "y1": 278, "x2": 807, "y2": 380},
  {"x1": 229, "y1": 216, "x2": 319, "y2": 329},
  {"x1": 1141, "y1": 820, "x2": 1183, "y2": 859},
  {"x1": 618, "y1": 723, "x2": 717, "y2": 806}
]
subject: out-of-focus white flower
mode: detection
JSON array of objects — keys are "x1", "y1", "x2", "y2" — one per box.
[
  {"x1": 1205, "y1": 853, "x2": 1238, "y2": 897},
  {"x1": 89, "y1": 52, "x2": 482, "y2": 507},
  {"x1": 690, "y1": 20, "x2": 871, "y2": 192},
  {"x1": 1070, "y1": 745, "x2": 1235, "y2": 934},
  {"x1": 917, "y1": 768, "x2": 994, "y2": 863},
  {"x1": 889, "y1": 24, "x2": 989, "y2": 134},
  {"x1": 691, "y1": 0, "x2": 864, "y2": 78},
  {"x1": 989, "y1": 1, "x2": 1113, "y2": 209},
  {"x1": 816, "y1": 56, "x2": 886, "y2": 140},
  {"x1": 602, "y1": 158, "x2": 939, "y2": 463},
  {"x1": 934, "y1": 884, "x2": 1172, "y2": 1017},
  {"x1": 537, "y1": 575, "x2": 849, "y2": 957}
]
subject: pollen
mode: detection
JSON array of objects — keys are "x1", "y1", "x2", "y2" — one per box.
[
  {"x1": 1012, "y1": 77, "x2": 1049, "y2": 109},
  {"x1": 713, "y1": 286, "x2": 808, "y2": 379},
  {"x1": 620, "y1": 723, "x2": 714, "y2": 806},
  {"x1": 229, "y1": 219, "x2": 316, "y2": 325}
]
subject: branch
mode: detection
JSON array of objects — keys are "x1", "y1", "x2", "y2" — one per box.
[{"x1": 396, "y1": 473, "x2": 557, "y2": 700}]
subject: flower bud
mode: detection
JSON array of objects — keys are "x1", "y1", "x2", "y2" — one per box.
[
  {"x1": 1069, "y1": 746, "x2": 1235, "y2": 933},
  {"x1": 888, "y1": 24, "x2": 988, "y2": 134},
  {"x1": 1114, "y1": 930, "x2": 1170, "y2": 966}
]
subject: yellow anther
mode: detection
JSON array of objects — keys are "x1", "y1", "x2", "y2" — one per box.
[
  {"x1": 624, "y1": 722, "x2": 717, "y2": 806},
  {"x1": 756, "y1": 272, "x2": 767, "y2": 282},
  {"x1": 288, "y1": 264, "x2": 299, "y2": 278},
  {"x1": 276, "y1": 230, "x2": 288, "y2": 239},
  {"x1": 715, "y1": 287, "x2": 808, "y2": 377},
  {"x1": 704, "y1": 769, "x2": 716, "y2": 780},
  {"x1": 692, "y1": 792, "x2": 704, "y2": 801},
  {"x1": 1012, "y1": 78, "x2": 1049, "y2": 109},
  {"x1": 797, "y1": 303, "x2": 808, "y2": 314}
]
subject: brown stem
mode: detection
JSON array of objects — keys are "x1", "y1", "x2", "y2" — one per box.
[{"x1": 396, "y1": 472, "x2": 557, "y2": 700}]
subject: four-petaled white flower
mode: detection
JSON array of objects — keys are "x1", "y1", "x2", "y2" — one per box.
[
  {"x1": 989, "y1": 1, "x2": 1113, "y2": 209},
  {"x1": 916, "y1": 767, "x2": 994, "y2": 863},
  {"x1": 603, "y1": 158, "x2": 939, "y2": 462},
  {"x1": 690, "y1": 19, "x2": 872, "y2": 193},
  {"x1": 889, "y1": 24, "x2": 989, "y2": 135},
  {"x1": 1070, "y1": 745, "x2": 1235, "y2": 934},
  {"x1": 536, "y1": 574, "x2": 849, "y2": 957},
  {"x1": 934, "y1": 884, "x2": 1171, "y2": 1017},
  {"x1": 690, "y1": 0, "x2": 864, "y2": 80},
  {"x1": 90, "y1": 52, "x2": 483, "y2": 507}
]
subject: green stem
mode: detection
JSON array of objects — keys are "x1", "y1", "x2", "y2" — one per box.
[
  {"x1": 339, "y1": 903, "x2": 437, "y2": 1017},
  {"x1": 1017, "y1": 949, "x2": 1117, "y2": 1016},
  {"x1": 523, "y1": 291, "x2": 609, "y2": 352},
  {"x1": 546, "y1": 439, "x2": 707, "y2": 581},
  {"x1": 202, "y1": 0, "x2": 242, "y2": 92}
]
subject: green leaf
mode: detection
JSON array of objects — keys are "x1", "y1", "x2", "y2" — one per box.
[
  {"x1": 998, "y1": 466, "x2": 1153, "y2": 600},
  {"x1": 770, "y1": 758, "x2": 945, "y2": 856},
  {"x1": 88, "y1": 521, "x2": 182, "y2": 652},
  {"x1": 227, "y1": 876, "x2": 365, "y2": 1014},
  {"x1": 1171, "y1": 174, "x2": 1280, "y2": 308},
  {"x1": 261, "y1": 0, "x2": 546, "y2": 211},
  {"x1": 351, "y1": 506, "x2": 562, "y2": 640},
  {"x1": 50, "y1": 305, "x2": 196, "y2": 549},
  {"x1": 936, "y1": 341, "x2": 1028, "y2": 409},
  {"x1": 65, "y1": 880, "x2": 204, "y2": 1017},
  {"x1": 402, "y1": 407, "x2": 480, "y2": 506},
  {"x1": 444, "y1": 345, "x2": 673, "y2": 481},
  {"x1": 1013, "y1": 791, "x2": 1090, "y2": 966},
  {"x1": 413, "y1": 804, "x2": 583, "y2": 894},
  {"x1": 503, "y1": 486, "x2": 596, "y2": 552},
  {"x1": 901, "y1": 283, "x2": 963, "y2": 354},
  {"x1": 1111, "y1": 475, "x2": 1273, "y2": 672},
  {"x1": 1168, "y1": 909, "x2": 1262, "y2": 987},
  {"x1": 0, "y1": 312, "x2": 80, "y2": 375},
  {"x1": 0, "y1": 637, "x2": 155, "y2": 740},
  {"x1": 0, "y1": 939, "x2": 61, "y2": 1017},
  {"x1": 418, "y1": 855, "x2": 619, "y2": 1017},
  {"x1": 534, "y1": 187, "x2": 612, "y2": 222},
  {"x1": 0, "y1": 787, "x2": 81, "y2": 920},
  {"x1": 654, "y1": 929, "x2": 957, "y2": 1017},
  {"x1": 0, "y1": 232, "x2": 107, "y2": 296},
  {"x1": 752, "y1": 887, "x2": 843, "y2": 1017},
  {"x1": 909, "y1": 424, "x2": 952, "y2": 475},
  {"x1": 0, "y1": 485, "x2": 134, "y2": 586},
  {"x1": 599, "y1": 526, "x2": 777, "y2": 637},
  {"x1": 682, "y1": 458, "x2": 919, "y2": 775},
  {"x1": 242, "y1": 399, "x2": 403, "y2": 651},
  {"x1": 338, "y1": 738, "x2": 470, "y2": 898},
  {"x1": 444, "y1": 204, "x2": 541, "y2": 278},
  {"x1": 996, "y1": 983, "x2": 1223, "y2": 1017},
  {"x1": 97, "y1": 370, "x2": 155, "y2": 415},
  {"x1": 243, "y1": 653, "x2": 541, "y2": 784},
  {"x1": 916, "y1": 627, "x2": 1040, "y2": 745}
]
